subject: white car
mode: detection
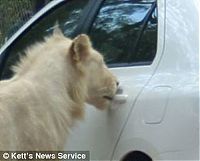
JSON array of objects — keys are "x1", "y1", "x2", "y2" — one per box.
[{"x1": 0, "y1": 0, "x2": 198, "y2": 160}]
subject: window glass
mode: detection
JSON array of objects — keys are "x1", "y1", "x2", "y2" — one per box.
[
  {"x1": 1, "y1": 0, "x2": 89, "y2": 80},
  {"x1": 89, "y1": 0, "x2": 157, "y2": 66}
]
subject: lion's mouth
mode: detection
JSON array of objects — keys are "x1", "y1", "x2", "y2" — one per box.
[{"x1": 103, "y1": 96, "x2": 113, "y2": 101}]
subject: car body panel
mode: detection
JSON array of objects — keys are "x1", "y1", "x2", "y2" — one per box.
[
  {"x1": 112, "y1": 0, "x2": 199, "y2": 160},
  {"x1": 142, "y1": 86, "x2": 172, "y2": 124},
  {"x1": 66, "y1": 66, "x2": 155, "y2": 160}
]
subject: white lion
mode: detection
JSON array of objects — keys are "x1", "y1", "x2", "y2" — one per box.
[{"x1": 0, "y1": 29, "x2": 118, "y2": 151}]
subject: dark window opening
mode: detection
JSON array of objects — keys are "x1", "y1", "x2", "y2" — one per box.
[{"x1": 0, "y1": 0, "x2": 89, "y2": 80}]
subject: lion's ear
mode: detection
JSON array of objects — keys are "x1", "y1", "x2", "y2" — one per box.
[{"x1": 70, "y1": 34, "x2": 91, "y2": 62}]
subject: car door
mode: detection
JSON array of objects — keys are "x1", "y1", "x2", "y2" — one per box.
[
  {"x1": 66, "y1": 0, "x2": 165, "y2": 160},
  {"x1": 0, "y1": 0, "x2": 165, "y2": 160}
]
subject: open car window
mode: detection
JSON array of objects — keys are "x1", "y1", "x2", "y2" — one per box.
[{"x1": 0, "y1": 0, "x2": 89, "y2": 80}]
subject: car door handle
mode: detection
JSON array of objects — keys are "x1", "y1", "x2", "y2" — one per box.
[
  {"x1": 113, "y1": 86, "x2": 128, "y2": 104},
  {"x1": 113, "y1": 94, "x2": 128, "y2": 104}
]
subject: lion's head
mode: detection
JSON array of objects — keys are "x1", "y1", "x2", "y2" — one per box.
[{"x1": 68, "y1": 34, "x2": 118, "y2": 110}]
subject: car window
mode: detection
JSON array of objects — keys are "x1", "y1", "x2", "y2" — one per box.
[
  {"x1": 0, "y1": 0, "x2": 89, "y2": 80},
  {"x1": 89, "y1": 0, "x2": 157, "y2": 66}
]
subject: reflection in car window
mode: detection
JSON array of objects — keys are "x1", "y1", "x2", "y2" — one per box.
[
  {"x1": 89, "y1": 0, "x2": 157, "y2": 66},
  {"x1": 1, "y1": 0, "x2": 89, "y2": 80}
]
